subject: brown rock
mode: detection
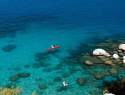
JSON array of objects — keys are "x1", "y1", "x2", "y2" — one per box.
[
  {"x1": 118, "y1": 49, "x2": 123, "y2": 53},
  {"x1": 109, "y1": 68, "x2": 118, "y2": 75},
  {"x1": 93, "y1": 72, "x2": 109, "y2": 80},
  {"x1": 104, "y1": 60, "x2": 114, "y2": 66},
  {"x1": 94, "y1": 73, "x2": 104, "y2": 80},
  {"x1": 84, "y1": 60, "x2": 94, "y2": 65},
  {"x1": 76, "y1": 77, "x2": 86, "y2": 86}
]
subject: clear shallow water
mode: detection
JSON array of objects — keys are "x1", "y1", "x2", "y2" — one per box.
[
  {"x1": 0, "y1": 21, "x2": 125, "y2": 95},
  {"x1": 0, "y1": 0, "x2": 125, "y2": 95}
]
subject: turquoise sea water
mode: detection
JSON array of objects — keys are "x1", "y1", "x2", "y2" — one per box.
[{"x1": 0, "y1": 0, "x2": 125, "y2": 95}]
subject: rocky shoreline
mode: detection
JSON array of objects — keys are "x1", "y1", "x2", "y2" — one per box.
[{"x1": 1, "y1": 39, "x2": 125, "y2": 95}]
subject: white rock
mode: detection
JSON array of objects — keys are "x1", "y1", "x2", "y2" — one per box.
[
  {"x1": 123, "y1": 56, "x2": 125, "y2": 59},
  {"x1": 62, "y1": 81, "x2": 68, "y2": 87},
  {"x1": 119, "y1": 44, "x2": 125, "y2": 51},
  {"x1": 93, "y1": 49, "x2": 110, "y2": 57},
  {"x1": 123, "y1": 59, "x2": 125, "y2": 64},
  {"x1": 104, "y1": 93, "x2": 115, "y2": 95},
  {"x1": 113, "y1": 54, "x2": 119, "y2": 59}
]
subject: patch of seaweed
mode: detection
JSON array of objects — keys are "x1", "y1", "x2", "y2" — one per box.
[
  {"x1": 33, "y1": 49, "x2": 61, "y2": 69},
  {"x1": 0, "y1": 86, "x2": 21, "y2": 95}
]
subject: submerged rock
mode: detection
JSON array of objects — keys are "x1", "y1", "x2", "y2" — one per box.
[
  {"x1": 123, "y1": 56, "x2": 125, "y2": 64},
  {"x1": 93, "y1": 71, "x2": 110, "y2": 80},
  {"x1": 109, "y1": 68, "x2": 118, "y2": 75},
  {"x1": 93, "y1": 73, "x2": 105, "y2": 80},
  {"x1": 117, "y1": 49, "x2": 123, "y2": 53},
  {"x1": 38, "y1": 83, "x2": 48, "y2": 90},
  {"x1": 76, "y1": 77, "x2": 86, "y2": 86},
  {"x1": 9, "y1": 72, "x2": 31, "y2": 82},
  {"x1": 35, "y1": 52, "x2": 48, "y2": 62},
  {"x1": 98, "y1": 56, "x2": 114, "y2": 66},
  {"x1": 57, "y1": 86, "x2": 68, "y2": 92},
  {"x1": 104, "y1": 60, "x2": 113, "y2": 66},
  {"x1": 2, "y1": 44, "x2": 16, "y2": 52},
  {"x1": 62, "y1": 72, "x2": 71, "y2": 78},
  {"x1": 81, "y1": 55, "x2": 103, "y2": 65},
  {"x1": 84, "y1": 60, "x2": 94, "y2": 65},
  {"x1": 54, "y1": 76, "x2": 62, "y2": 82}
]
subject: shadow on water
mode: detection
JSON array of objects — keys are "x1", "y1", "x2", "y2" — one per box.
[
  {"x1": 103, "y1": 76, "x2": 125, "y2": 95},
  {"x1": 32, "y1": 49, "x2": 61, "y2": 69},
  {"x1": 0, "y1": 14, "x2": 60, "y2": 39}
]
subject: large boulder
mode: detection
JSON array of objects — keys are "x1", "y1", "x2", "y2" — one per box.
[
  {"x1": 122, "y1": 56, "x2": 125, "y2": 64},
  {"x1": 93, "y1": 49, "x2": 110, "y2": 57},
  {"x1": 112, "y1": 54, "x2": 119, "y2": 59},
  {"x1": 119, "y1": 44, "x2": 125, "y2": 51}
]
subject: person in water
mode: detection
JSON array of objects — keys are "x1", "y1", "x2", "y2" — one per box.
[
  {"x1": 51, "y1": 45, "x2": 56, "y2": 49},
  {"x1": 48, "y1": 44, "x2": 60, "y2": 52}
]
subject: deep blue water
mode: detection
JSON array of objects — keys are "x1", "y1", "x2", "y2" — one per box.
[
  {"x1": 0, "y1": 0, "x2": 125, "y2": 95},
  {"x1": 0, "y1": 0, "x2": 125, "y2": 24}
]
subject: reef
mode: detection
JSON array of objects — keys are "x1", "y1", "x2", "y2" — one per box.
[
  {"x1": 76, "y1": 77, "x2": 86, "y2": 86},
  {"x1": 9, "y1": 72, "x2": 31, "y2": 82},
  {"x1": 54, "y1": 76, "x2": 62, "y2": 82},
  {"x1": 33, "y1": 49, "x2": 60, "y2": 69},
  {"x1": 61, "y1": 39, "x2": 125, "y2": 95},
  {"x1": 0, "y1": 14, "x2": 59, "y2": 39},
  {"x1": 32, "y1": 52, "x2": 51, "y2": 69},
  {"x1": 38, "y1": 83, "x2": 48, "y2": 90},
  {"x1": 0, "y1": 87, "x2": 21, "y2": 95},
  {"x1": 2, "y1": 44, "x2": 16, "y2": 52}
]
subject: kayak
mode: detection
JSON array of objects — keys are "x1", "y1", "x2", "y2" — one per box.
[{"x1": 47, "y1": 45, "x2": 60, "y2": 52}]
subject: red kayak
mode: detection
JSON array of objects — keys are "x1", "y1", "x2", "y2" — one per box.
[{"x1": 47, "y1": 45, "x2": 60, "y2": 52}]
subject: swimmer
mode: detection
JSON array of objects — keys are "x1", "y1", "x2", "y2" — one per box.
[{"x1": 62, "y1": 81, "x2": 68, "y2": 87}]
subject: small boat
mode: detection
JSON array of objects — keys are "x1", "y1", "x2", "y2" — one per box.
[{"x1": 47, "y1": 45, "x2": 60, "y2": 52}]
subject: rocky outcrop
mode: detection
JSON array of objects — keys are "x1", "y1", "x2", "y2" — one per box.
[
  {"x1": 93, "y1": 49, "x2": 110, "y2": 57},
  {"x1": 119, "y1": 44, "x2": 125, "y2": 51}
]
